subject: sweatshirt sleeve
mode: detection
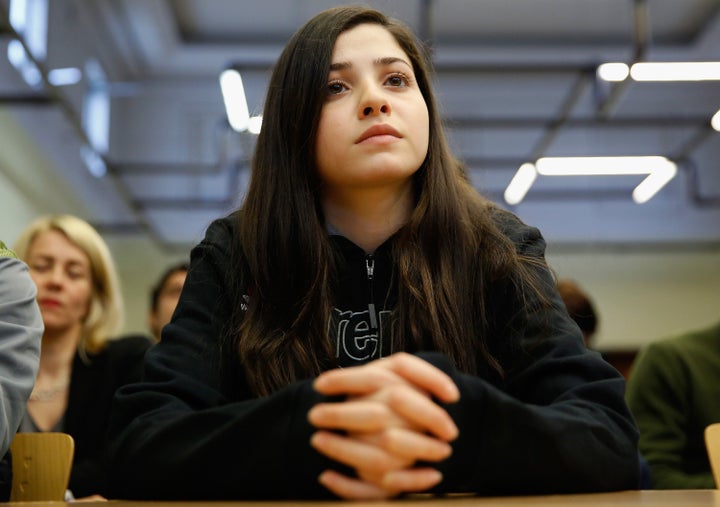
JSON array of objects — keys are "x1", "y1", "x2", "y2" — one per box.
[
  {"x1": 107, "y1": 218, "x2": 338, "y2": 500},
  {"x1": 626, "y1": 341, "x2": 716, "y2": 489},
  {"x1": 0, "y1": 253, "x2": 42, "y2": 456},
  {"x1": 424, "y1": 213, "x2": 640, "y2": 494}
]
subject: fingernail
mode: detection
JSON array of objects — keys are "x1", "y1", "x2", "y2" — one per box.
[
  {"x1": 446, "y1": 384, "x2": 460, "y2": 401},
  {"x1": 433, "y1": 470, "x2": 443, "y2": 483},
  {"x1": 448, "y1": 423, "x2": 459, "y2": 440},
  {"x1": 307, "y1": 406, "x2": 318, "y2": 424},
  {"x1": 441, "y1": 442, "x2": 453, "y2": 457}
]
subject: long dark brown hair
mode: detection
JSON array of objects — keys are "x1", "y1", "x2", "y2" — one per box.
[{"x1": 228, "y1": 6, "x2": 542, "y2": 396}]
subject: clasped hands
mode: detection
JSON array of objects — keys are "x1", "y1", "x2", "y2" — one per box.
[{"x1": 308, "y1": 352, "x2": 460, "y2": 500}]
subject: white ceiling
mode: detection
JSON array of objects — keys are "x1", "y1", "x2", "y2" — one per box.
[{"x1": 1, "y1": 0, "x2": 719, "y2": 251}]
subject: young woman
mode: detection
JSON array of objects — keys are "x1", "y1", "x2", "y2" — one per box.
[
  {"x1": 108, "y1": 6, "x2": 639, "y2": 500},
  {"x1": 13, "y1": 215, "x2": 151, "y2": 499}
]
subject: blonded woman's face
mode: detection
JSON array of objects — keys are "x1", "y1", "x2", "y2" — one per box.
[
  {"x1": 315, "y1": 23, "x2": 429, "y2": 198},
  {"x1": 26, "y1": 229, "x2": 93, "y2": 335}
]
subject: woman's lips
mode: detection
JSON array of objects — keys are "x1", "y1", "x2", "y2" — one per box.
[
  {"x1": 38, "y1": 298, "x2": 61, "y2": 309},
  {"x1": 355, "y1": 124, "x2": 402, "y2": 144}
]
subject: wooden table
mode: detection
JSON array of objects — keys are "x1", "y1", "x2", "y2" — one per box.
[{"x1": 0, "y1": 490, "x2": 717, "y2": 506}]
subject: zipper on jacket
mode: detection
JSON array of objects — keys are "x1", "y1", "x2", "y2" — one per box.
[{"x1": 365, "y1": 255, "x2": 378, "y2": 331}]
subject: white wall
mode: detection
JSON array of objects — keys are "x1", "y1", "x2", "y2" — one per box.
[
  {"x1": 0, "y1": 107, "x2": 80, "y2": 241},
  {"x1": 548, "y1": 249, "x2": 720, "y2": 351},
  {"x1": 0, "y1": 170, "x2": 38, "y2": 241}
]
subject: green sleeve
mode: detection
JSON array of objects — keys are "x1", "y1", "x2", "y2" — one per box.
[
  {"x1": 626, "y1": 342, "x2": 715, "y2": 489},
  {"x1": 0, "y1": 241, "x2": 19, "y2": 258}
]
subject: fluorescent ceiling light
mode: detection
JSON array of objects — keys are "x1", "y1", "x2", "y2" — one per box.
[
  {"x1": 630, "y1": 62, "x2": 720, "y2": 81},
  {"x1": 80, "y1": 145, "x2": 106, "y2": 178},
  {"x1": 711, "y1": 109, "x2": 720, "y2": 132},
  {"x1": 7, "y1": 40, "x2": 42, "y2": 88},
  {"x1": 83, "y1": 75, "x2": 110, "y2": 153},
  {"x1": 504, "y1": 156, "x2": 677, "y2": 205},
  {"x1": 537, "y1": 156, "x2": 677, "y2": 204},
  {"x1": 48, "y1": 67, "x2": 82, "y2": 86},
  {"x1": 504, "y1": 163, "x2": 537, "y2": 205},
  {"x1": 598, "y1": 61, "x2": 720, "y2": 82},
  {"x1": 7, "y1": 39, "x2": 26, "y2": 67},
  {"x1": 10, "y1": 0, "x2": 48, "y2": 61},
  {"x1": 536, "y1": 156, "x2": 674, "y2": 176},
  {"x1": 248, "y1": 115, "x2": 263, "y2": 135},
  {"x1": 597, "y1": 63, "x2": 629, "y2": 82},
  {"x1": 220, "y1": 69, "x2": 250, "y2": 132}
]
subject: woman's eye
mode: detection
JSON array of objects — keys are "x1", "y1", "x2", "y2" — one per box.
[
  {"x1": 67, "y1": 270, "x2": 88, "y2": 280},
  {"x1": 386, "y1": 73, "x2": 408, "y2": 87},
  {"x1": 327, "y1": 81, "x2": 346, "y2": 95}
]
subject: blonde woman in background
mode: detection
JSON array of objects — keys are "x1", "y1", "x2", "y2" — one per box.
[{"x1": 13, "y1": 215, "x2": 151, "y2": 500}]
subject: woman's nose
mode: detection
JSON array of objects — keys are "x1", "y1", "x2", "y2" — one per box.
[
  {"x1": 358, "y1": 84, "x2": 391, "y2": 118},
  {"x1": 47, "y1": 267, "x2": 65, "y2": 286}
]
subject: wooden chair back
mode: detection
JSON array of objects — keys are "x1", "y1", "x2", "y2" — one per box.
[
  {"x1": 706, "y1": 423, "x2": 720, "y2": 488},
  {"x1": 9, "y1": 432, "x2": 74, "y2": 501}
]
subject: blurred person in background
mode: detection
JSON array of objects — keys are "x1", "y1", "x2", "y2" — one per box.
[
  {"x1": 557, "y1": 278, "x2": 598, "y2": 348},
  {"x1": 13, "y1": 215, "x2": 151, "y2": 499},
  {"x1": 626, "y1": 321, "x2": 720, "y2": 489},
  {"x1": 148, "y1": 262, "x2": 188, "y2": 342},
  {"x1": 0, "y1": 241, "x2": 42, "y2": 500}
]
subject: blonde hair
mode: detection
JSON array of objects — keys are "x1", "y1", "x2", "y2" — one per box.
[{"x1": 13, "y1": 214, "x2": 123, "y2": 356}]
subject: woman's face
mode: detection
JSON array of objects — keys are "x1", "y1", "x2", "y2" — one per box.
[
  {"x1": 26, "y1": 229, "x2": 93, "y2": 336},
  {"x1": 315, "y1": 23, "x2": 429, "y2": 199}
]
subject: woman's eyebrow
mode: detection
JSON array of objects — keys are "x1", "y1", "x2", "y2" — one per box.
[
  {"x1": 329, "y1": 61, "x2": 352, "y2": 72},
  {"x1": 375, "y1": 56, "x2": 411, "y2": 68},
  {"x1": 328, "y1": 56, "x2": 412, "y2": 72}
]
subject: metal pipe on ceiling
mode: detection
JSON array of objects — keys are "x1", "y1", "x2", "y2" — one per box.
[
  {"x1": 0, "y1": 2, "x2": 162, "y2": 247},
  {"x1": 596, "y1": 0, "x2": 650, "y2": 118}
]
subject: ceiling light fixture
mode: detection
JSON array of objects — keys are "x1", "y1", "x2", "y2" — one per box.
[
  {"x1": 597, "y1": 63, "x2": 629, "y2": 82},
  {"x1": 80, "y1": 145, "x2": 107, "y2": 178},
  {"x1": 630, "y1": 62, "x2": 720, "y2": 81},
  {"x1": 7, "y1": 40, "x2": 42, "y2": 88},
  {"x1": 219, "y1": 68, "x2": 262, "y2": 134},
  {"x1": 220, "y1": 68, "x2": 250, "y2": 132},
  {"x1": 504, "y1": 156, "x2": 677, "y2": 205},
  {"x1": 504, "y1": 163, "x2": 537, "y2": 205},
  {"x1": 598, "y1": 62, "x2": 720, "y2": 82},
  {"x1": 48, "y1": 67, "x2": 82, "y2": 86},
  {"x1": 711, "y1": 109, "x2": 720, "y2": 132},
  {"x1": 248, "y1": 115, "x2": 263, "y2": 135}
]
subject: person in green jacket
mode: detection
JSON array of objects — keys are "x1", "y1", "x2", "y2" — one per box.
[{"x1": 626, "y1": 321, "x2": 720, "y2": 489}]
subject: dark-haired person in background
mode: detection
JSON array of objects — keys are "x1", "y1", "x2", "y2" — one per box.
[
  {"x1": 148, "y1": 262, "x2": 188, "y2": 342},
  {"x1": 557, "y1": 278, "x2": 598, "y2": 348}
]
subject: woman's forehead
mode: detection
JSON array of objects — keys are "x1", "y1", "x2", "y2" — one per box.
[{"x1": 331, "y1": 24, "x2": 408, "y2": 63}]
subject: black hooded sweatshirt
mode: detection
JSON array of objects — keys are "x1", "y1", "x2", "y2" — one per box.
[{"x1": 107, "y1": 209, "x2": 639, "y2": 499}]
